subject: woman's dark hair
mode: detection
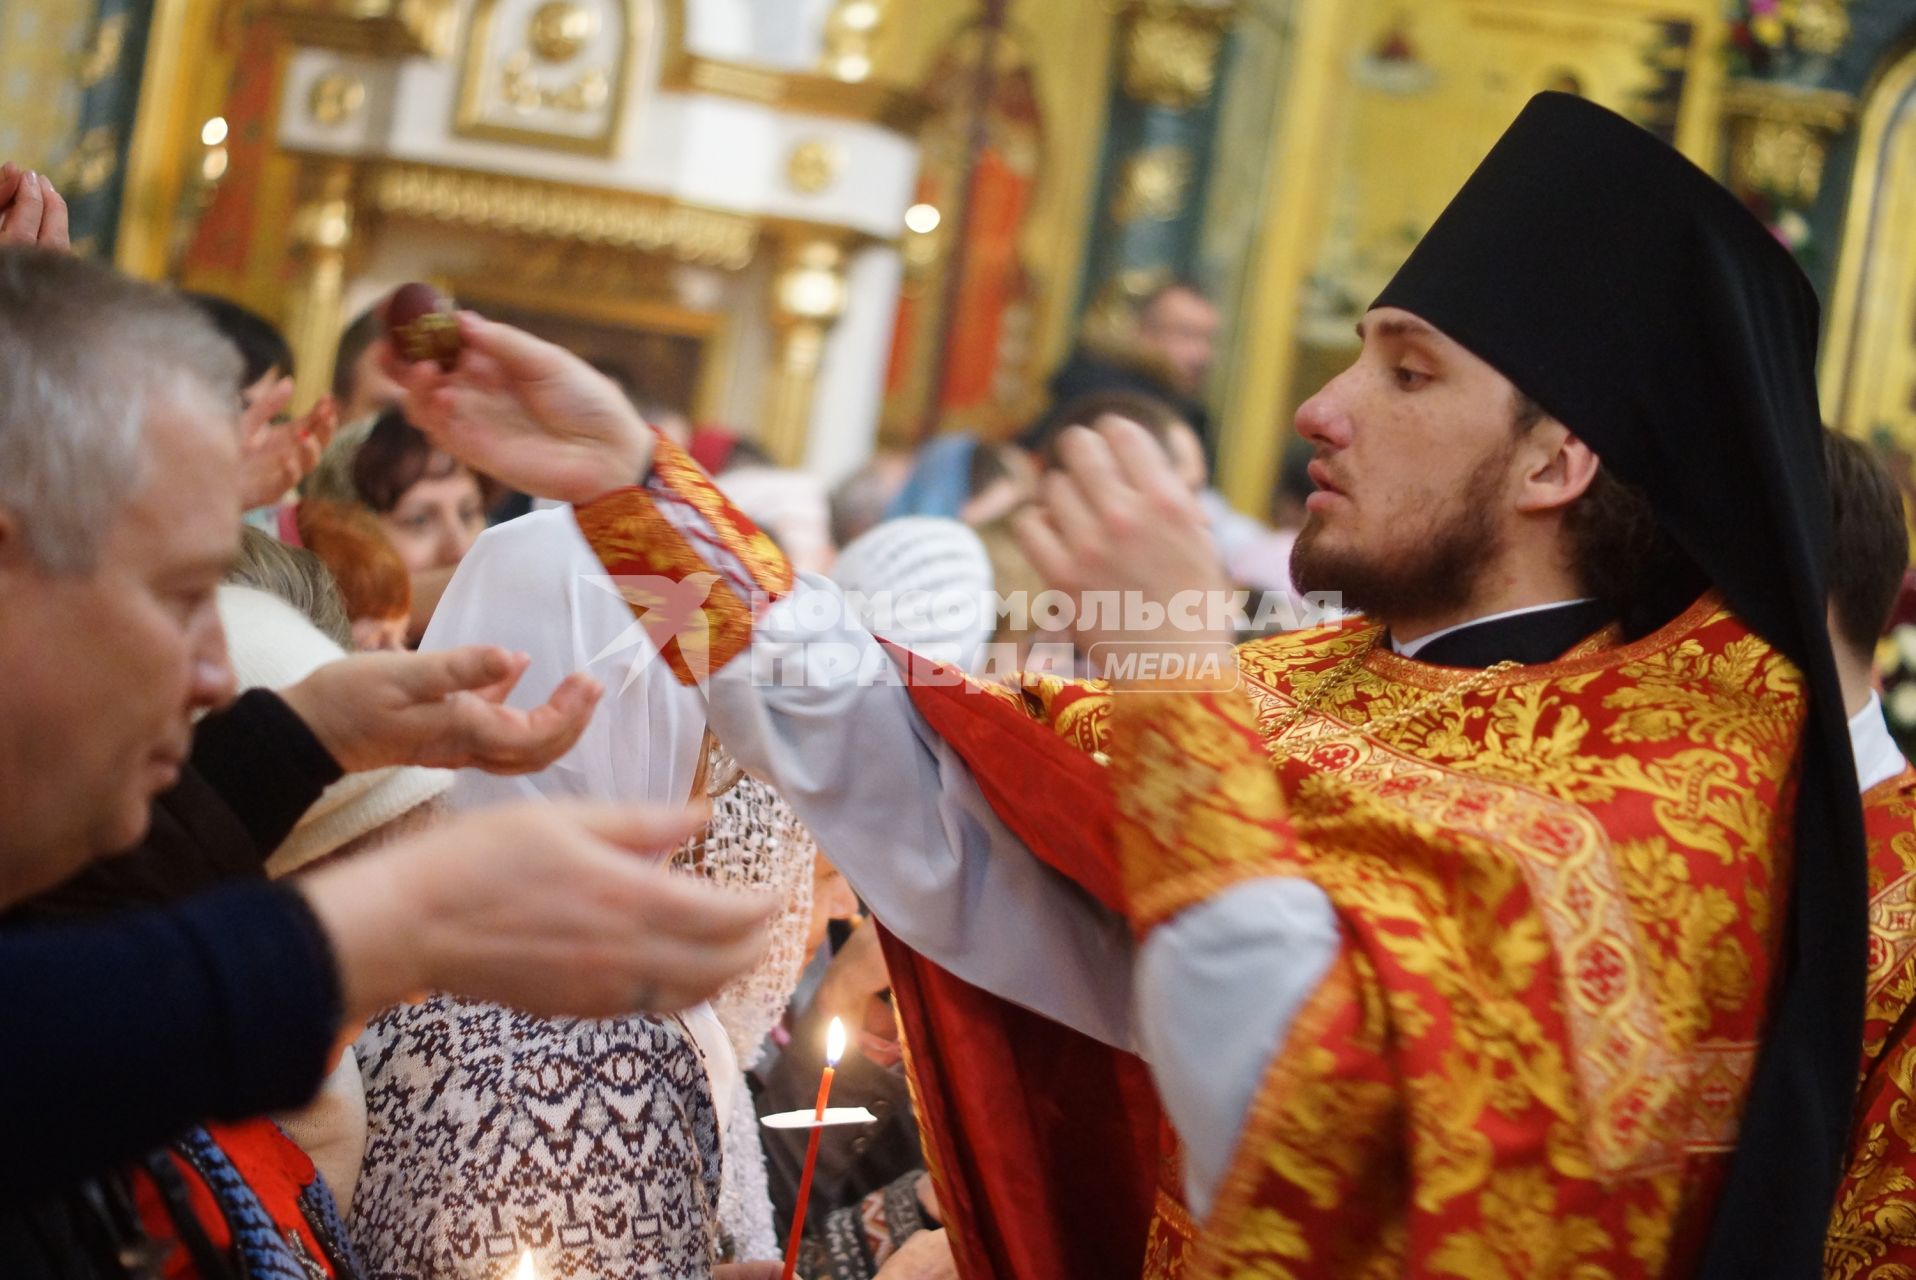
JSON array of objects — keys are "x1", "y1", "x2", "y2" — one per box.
[
  {"x1": 185, "y1": 292, "x2": 294, "y2": 389},
  {"x1": 351, "y1": 408, "x2": 497, "y2": 513},
  {"x1": 1030, "y1": 390, "x2": 1190, "y2": 471}
]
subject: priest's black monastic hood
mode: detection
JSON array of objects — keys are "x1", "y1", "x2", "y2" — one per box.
[{"x1": 1373, "y1": 92, "x2": 1863, "y2": 1277}]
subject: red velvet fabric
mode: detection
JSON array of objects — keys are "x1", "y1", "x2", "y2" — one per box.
[{"x1": 877, "y1": 641, "x2": 1160, "y2": 1279}]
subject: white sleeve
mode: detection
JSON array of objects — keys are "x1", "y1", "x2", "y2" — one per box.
[
  {"x1": 1135, "y1": 879, "x2": 1341, "y2": 1219},
  {"x1": 703, "y1": 573, "x2": 1139, "y2": 1048}
]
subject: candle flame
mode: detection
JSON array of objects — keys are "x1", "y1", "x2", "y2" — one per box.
[
  {"x1": 826, "y1": 1015, "x2": 847, "y2": 1065},
  {"x1": 510, "y1": 1248, "x2": 538, "y2": 1280}
]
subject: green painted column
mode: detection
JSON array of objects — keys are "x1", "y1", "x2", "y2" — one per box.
[
  {"x1": 1077, "y1": 0, "x2": 1238, "y2": 321},
  {"x1": 62, "y1": 0, "x2": 157, "y2": 258}
]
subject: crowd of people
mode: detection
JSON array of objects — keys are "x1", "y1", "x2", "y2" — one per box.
[
  {"x1": 7, "y1": 86, "x2": 1916, "y2": 1280},
  {"x1": 0, "y1": 163, "x2": 947, "y2": 1280}
]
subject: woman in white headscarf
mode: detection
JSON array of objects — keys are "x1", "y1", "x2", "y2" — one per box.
[{"x1": 351, "y1": 504, "x2": 815, "y2": 1277}]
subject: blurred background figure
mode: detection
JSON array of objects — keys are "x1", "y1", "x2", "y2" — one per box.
[
  {"x1": 713, "y1": 438, "x2": 838, "y2": 575},
  {"x1": 349, "y1": 410, "x2": 493, "y2": 579},
  {"x1": 187, "y1": 291, "x2": 338, "y2": 521},
  {"x1": 331, "y1": 306, "x2": 404, "y2": 426},
  {"x1": 1027, "y1": 280, "x2": 1220, "y2": 450},
  {"x1": 297, "y1": 408, "x2": 496, "y2": 642}
]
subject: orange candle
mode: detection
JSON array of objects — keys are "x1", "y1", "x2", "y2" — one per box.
[{"x1": 779, "y1": 1017, "x2": 847, "y2": 1280}]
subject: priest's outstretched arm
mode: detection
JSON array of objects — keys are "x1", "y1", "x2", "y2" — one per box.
[
  {"x1": 584, "y1": 462, "x2": 1141, "y2": 1043},
  {"x1": 390, "y1": 315, "x2": 1342, "y2": 1217},
  {"x1": 388, "y1": 316, "x2": 1147, "y2": 1042}
]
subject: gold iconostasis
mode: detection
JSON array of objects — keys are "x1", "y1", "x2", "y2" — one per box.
[{"x1": 10, "y1": 0, "x2": 1916, "y2": 517}]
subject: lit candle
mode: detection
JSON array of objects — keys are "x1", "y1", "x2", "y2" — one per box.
[
  {"x1": 510, "y1": 1249, "x2": 538, "y2": 1280},
  {"x1": 779, "y1": 1017, "x2": 846, "y2": 1280}
]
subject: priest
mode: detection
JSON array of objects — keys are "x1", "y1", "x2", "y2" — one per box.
[{"x1": 392, "y1": 94, "x2": 1861, "y2": 1279}]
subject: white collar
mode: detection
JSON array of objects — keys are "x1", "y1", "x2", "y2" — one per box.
[
  {"x1": 1849, "y1": 693, "x2": 1907, "y2": 794},
  {"x1": 1389, "y1": 599, "x2": 1598, "y2": 659}
]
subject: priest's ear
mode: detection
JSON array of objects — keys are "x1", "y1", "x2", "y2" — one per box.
[{"x1": 1513, "y1": 419, "x2": 1600, "y2": 515}]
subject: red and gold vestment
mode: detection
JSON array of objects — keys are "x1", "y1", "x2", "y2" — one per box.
[
  {"x1": 574, "y1": 443, "x2": 1810, "y2": 1279},
  {"x1": 1827, "y1": 764, "x2": 1916, "y2": 1278}
]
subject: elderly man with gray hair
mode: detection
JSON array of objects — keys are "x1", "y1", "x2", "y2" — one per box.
[{"x1": 0, "y1": 246, "x2": 776, "y2": 1276}]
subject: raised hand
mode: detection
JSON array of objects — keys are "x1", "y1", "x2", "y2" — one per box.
[
  {"x1": 0, "y1": 164, "x2": 70, "y2": 252},
  {"x1": 1013, "y1": 415, "x2": 1233, "y2": 672},
  {"x1": 238, "y1": 378, "x2": 339, "y2": 510},
  {"x1": 384, "y1": 311, "x2": 654, "y2": 505},
  {"x1": 277, "y1": 645, "x2": 601, "y2": 775}
]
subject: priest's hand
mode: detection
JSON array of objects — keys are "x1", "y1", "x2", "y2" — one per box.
[
  {"x1": 301, "y1": 800, "x2": 775, "y2": 1021},
  {"x1": 0, "y1": 164, "x2": 69, "y2": 252},
  {"x1": 279, "y1": 646, "x2": 601, "y2": 775},
  {"x1": 384, "y1": 312, "x2": 655, "y2": 505},
  {"x1": 1015, "y1": 416, "x2": 1236, "y2": 683}
]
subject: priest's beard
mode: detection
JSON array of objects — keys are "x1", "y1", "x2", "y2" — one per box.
[{"x1": 1291, "y1": 441, "x2": 1512, "y2": 625}]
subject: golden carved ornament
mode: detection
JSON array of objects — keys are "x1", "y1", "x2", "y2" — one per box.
[
  {"x1": 499, "y1": 52, "x2": 610, "y2": 115},
  {"x1": 292, "y1": 190, "x2": 354, "y2": 253},
  {"x1": 1113, "y1": 144, "x2": 1194, "y2": 223},
  {"x1": 56, "y1": 126, "x2": 120, "y2": 197},
  {"x1": 1744, "y1": 120, "x2": 1828, "y2": 203},
  {"x1": 821, "y1": 0, "x2": 886, "y2": 84},
  {"x1": 786, "y1": 139, "x2": 847, "y2": 195},
  {"x1": 663, "y1": 56, "x2": 930, "y2": 134},
  {"x1": 75, "y1": 13, "x2": 128, "y2": 89},
  {"x1": 455, "y1": 235, "x2": 682, "y2": 304},
  {"x1": 1121, "y1": 4, "x2": 1235, "y2": 110},
  {"x1": 528, "y1": 1, "x2": 598, "y2": 63},
  {"x1": 368, "y1": 162, "x2": 759, "y2": 271},
  {"x1": 307, "y1": 72, "x2": 367, "y2": 127},
  {"x1": 764, "y1": 235, "x2": 853, "y2": 464},
  {"x1": 258, "y1": 0, "x2": 458, "y2": 59},
  {"x1": 1722, "y1": 80, "x2": 1856, "y2": 205},
  {"x1": 455, "y1": 0, "x2": 633, "y2": 154},
  {"x1": 1783, "y1": 0, "x2": 1851, "y2": 57}
]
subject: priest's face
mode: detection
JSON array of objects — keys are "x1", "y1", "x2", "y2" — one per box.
[{"x1": 1290, "y1": 307, "x2": 1529, "y2": 622}]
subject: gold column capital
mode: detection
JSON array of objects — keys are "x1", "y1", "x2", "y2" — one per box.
[
  {"x1": 820, "y1": 0, "x2": 889, "y2": 85},
  {"x1": 772, "y1": 236, "x2": 852, "y2": 324},
  {"x1": 762, "y1": 234, "x2": 853, "y2": 468},
  {"x1": 1720, "y1": 79, "x2": 1856, "y2": 207},
  {"x1": 1116, "y1": 0, "x2": 1238, "y2": 110},
  {"x1": 254, "y1": 0, "x2": 459, "y2": 60},
  {"x1": 285, "y1": 159, "x2": 361, "y2": 414}
]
